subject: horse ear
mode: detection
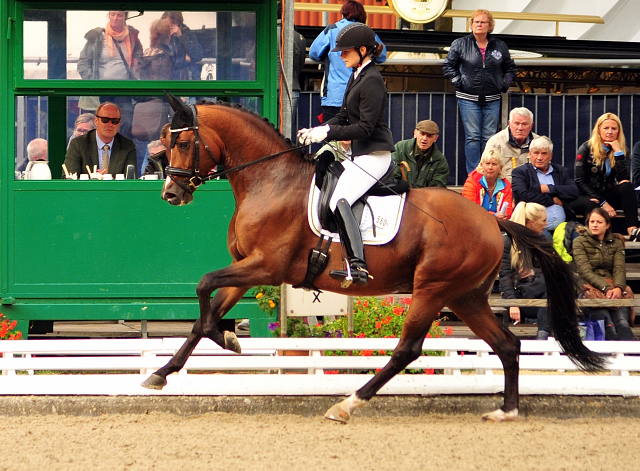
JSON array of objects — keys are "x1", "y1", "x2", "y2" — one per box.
[{"x1": 163, "y1": 91, "x2": 191, "y2": 116}]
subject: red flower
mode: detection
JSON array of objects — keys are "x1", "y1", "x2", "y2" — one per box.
[
  {"x1": 361, "y1": 350, "x2": 373, "y2": 356},
  {"x1": 324, "y1": 370, "x2": 339, "y2": 375},
  {"x1": 424, "y1": 369, "x2": 435, "y2": 375},
  {"x1": 378, "y1": 350, "x2": 385, "y2": 355},
  {"x1": 392, "y1": 306, "x2": 404, "y2": 316},
  {"x1": 375, "y1": 321, "x2": 382, "y2": 329},
  {"x1": 444, "y1": 327, "x2": 454, "y2": 336},
  {"x1": 382, "y1": 316, "x2": 391, "y2": 325},
  {"x1": 356, "y1": 332, "x2": 366, "y2": 338},
  {"x1": 363, "y1": 300, "x2": 369, "y2": 308},
  {"x1": 425, "y1": 332, "x2": 432, "y2": 338}
]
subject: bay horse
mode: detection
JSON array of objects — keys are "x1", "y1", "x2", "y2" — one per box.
[{"x1": 141, "y1": 94, "x2": 605, "y2": 422}]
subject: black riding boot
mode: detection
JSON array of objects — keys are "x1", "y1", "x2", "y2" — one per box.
[{"x1": 329, "y1": 198, "x2": 370, "y2": 287}]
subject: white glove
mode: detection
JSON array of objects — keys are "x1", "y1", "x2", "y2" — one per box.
[{"x1": 297, "y1": 125, "x2": 330, "y2": 145}]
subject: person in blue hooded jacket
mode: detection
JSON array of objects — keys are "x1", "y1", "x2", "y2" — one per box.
[{"x1": 309, "y1": 1, "x2": 386, "y2": 123}]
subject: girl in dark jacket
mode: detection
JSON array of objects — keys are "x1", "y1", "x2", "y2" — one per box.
[
  {"x1": 572, "y1": 207, "x2": 634, "y2": 340},
  {"x1": 571, "y1": 112, "x2": 639, "y2": 240},
  {"x1": 297, "y1": 23, "x2": 395, "y2": 287},
  {"x1": 442, "y1": 9, "x2": 517, "y2": 175}
]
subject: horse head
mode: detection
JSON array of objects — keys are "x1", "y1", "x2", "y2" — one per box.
[{"x1": 161, "y1": 92, "x2": 223, "y2": 205}]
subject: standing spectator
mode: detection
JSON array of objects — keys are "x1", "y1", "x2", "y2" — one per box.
[
  {"x1": 77, "y1": 11, "x2": 143, "y2": 140},
  {"x1": 139, "y1": 19, "x2": 174, "y2": 81},
  {"x1": 512, "y1": 136, "x2": 579, "y2": 233},
  {"x1": 67, "y1": 113, "x2": 96, "y2": 149},
  {"x1": 499, "y1": 202, "x2": 550, "y2": 339},
  {"x1": 392, "y1": 120, "x2": 449, "y2": 188},
  {"x1": 484, "y1": 107, "x2": 537, "y2": 181},
  {"x1": 573, "y1": 207, "x2": 634, "y2": 340},
  {"x1": 570, "y1": 112, "x2": 640, "y2": 240},
  {"x1": 64, "y1": 102, "x2": 137, "y2": 178},
  {"x1": 160, "y1": 11, "x2": 204, "y2": 80},
  {"x1": 308, "y1": 0, "x2": 387, "y2": 123},
  {"x1": 462, "y1": 148, "x2": 512, "y2": 218},
  {"x1": 442, "y1": 9, "x2": 517, "y2": 175}
]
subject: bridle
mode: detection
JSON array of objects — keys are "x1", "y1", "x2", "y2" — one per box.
[
  {"x1": 165, "y1": 104, "x2": 219, "y2": 195},
  {"x1": 165, "y1": 104, "x2": 306, "y2": 195}
]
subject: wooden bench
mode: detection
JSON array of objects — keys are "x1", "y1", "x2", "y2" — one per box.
[{"x1": 2, "y1": 337, "x2": 640, "y2": 397}]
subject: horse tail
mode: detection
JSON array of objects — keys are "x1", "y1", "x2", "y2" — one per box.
[{"x1": 497, "y1": 219, "x2": 607, "y2": 372}]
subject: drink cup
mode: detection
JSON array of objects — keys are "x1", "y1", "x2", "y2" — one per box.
[{"x1": 115, "y1": 174, "x2": 125, "y2": 180}]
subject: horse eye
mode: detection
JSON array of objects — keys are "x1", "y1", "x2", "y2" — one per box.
[{"x1": 178, "y1": 142, "x2": 189, "y2": 150}]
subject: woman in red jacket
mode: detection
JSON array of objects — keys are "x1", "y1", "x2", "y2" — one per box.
[{"x1": 462, "y1": 148, "x2": 513, "y2": 219}]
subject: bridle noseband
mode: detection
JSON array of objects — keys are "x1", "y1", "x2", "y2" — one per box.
[{"x1": 165, "y1": 104, "x2": 220, "y2": 195}]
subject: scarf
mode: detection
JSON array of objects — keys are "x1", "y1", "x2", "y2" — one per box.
[{"x1": 105, "y1": 23, "x2": 132, "y2": 66}]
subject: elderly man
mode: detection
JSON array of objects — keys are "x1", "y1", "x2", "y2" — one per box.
[
  {"x1": 511, "y1": 136, "x2": 578, "y2": 232},
  {"x1": 17, "y1": 138, "x2": 48, "y2": 173},
  {"x1": 64, "y1": 101, "x2": 137, "y2": 177},
  {"x1": 485, "y1": 107, "x2": 538, "y2": 181},
  {"x1": 392, "y1": 120, "x2": 449, "y2": 188}
]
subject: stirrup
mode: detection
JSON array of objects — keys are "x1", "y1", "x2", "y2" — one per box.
[{"x1": 330, "y1": 265, "x2": 370, "y2": 288}]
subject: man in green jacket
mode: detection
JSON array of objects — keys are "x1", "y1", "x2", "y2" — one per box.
[{"x1": 392, "y1": 120, "x2": 449, "y2": 188}]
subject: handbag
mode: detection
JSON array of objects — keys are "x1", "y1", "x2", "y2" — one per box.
[
  {"x1": 132, "y1": 99, "x2": 173, "y2": 141},
  {"x1": 581, "y1": 278, "x2": 635, "y2": 326},
  {"x1": 517, "y1": 275, "x2": 546, "y2": 300}
]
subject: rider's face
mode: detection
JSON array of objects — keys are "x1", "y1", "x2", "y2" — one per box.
[{"x1": 340, "y1": 47, "x2": 364, "y2": 69}]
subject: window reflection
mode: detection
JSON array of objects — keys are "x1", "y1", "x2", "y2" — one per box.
[
  {"x1": 23, "y1": 10, "x2": 256, "y2": 81},
  {"x1": 15, "y1": 95, "x2": 261, "y2": 179}
]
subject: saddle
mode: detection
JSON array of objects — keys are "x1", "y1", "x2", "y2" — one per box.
[{"x1": 314, "y1": 149, "x2": 409, "y2": 233}]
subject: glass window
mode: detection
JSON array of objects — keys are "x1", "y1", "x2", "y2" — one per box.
[{"x1": 23, "y1": 10, "x2": 256, "y2": 81}]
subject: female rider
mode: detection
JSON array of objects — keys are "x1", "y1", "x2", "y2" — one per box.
[{"x1": 298, "y1": 23, "x2": 395, "y2": 287}]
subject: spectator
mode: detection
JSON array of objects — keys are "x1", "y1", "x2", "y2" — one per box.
[
  {"x1": 442, "y1": 8, "x2": 517, "y2": 175},
  {"x1": 512, "y1": 136, "x2": 579, "y2": 233},
  {"x1": 27, "y1": 138, "x2": 48, "y2": 162},
  {"x1": 67, "y1": 113, "x2": 96, "y2": 149},
  {"x1": 160, "y1": 11, "x2": 204, "y2": 80},
  {"x1": 77, "y1": 11, "x2": 143, "y2": 140},
  {"x1": 139, "y1": 19, "x2": 174, "y2": 81},
  {"x1": 308, "y1": 0, "x2": 387, "y2": 123},
  {"x1": 64, "y1": 102, "x2": 137, "y2": 178},
  {"x1": 573, "y1": 207, "x2": 634, "y2": 340},
  {"x1": 570, "y1": 112, "x2": 640, "y2": 240},
  {"x1": 392, "y1": 120, "x2": 449, "y2": 188},
  {"x1": 142, "y1": 123, "x2": 171, "y2": 176},
  {"x1": 484, "y1": 107, "x2": 537, "y2": 181},
  {"x1": 462, "y1": 148, "x2": 512, "y2": 218},
  {"x1": 631, "y1": 140, "x2": 640, "y2": 205},
  {"x1": 316, "y1": 140, "x2": 352, "y2": 162},
  {"x1": 499, "y1": 202, "x2": 550, "y2": 340}
]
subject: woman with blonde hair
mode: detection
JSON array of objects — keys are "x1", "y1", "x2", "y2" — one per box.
[
  {"x1": 499, "y1": 202, "x2": 550, "y2": 339},
  {"x1": 462, "y1": 148, "x2": 513, "y2": 218},
  {"x1": 571, "y1": 112, "x2": 639, "y2": 240}
]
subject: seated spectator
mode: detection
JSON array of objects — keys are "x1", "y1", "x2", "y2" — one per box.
[
  {"x1": 67, "y1": 113, "x2": 96, "y2": 149},
  {"x1": 570, "y1": 113, "x2": 639, "y2": 240},
  {"x1": 139, "y1": 19, "x2": 174, "y2": 81},
  {"x1": 462, "y1": 148, "x2": 512, "y2": 218},
  {"x1": 499, "y1": 201, "x2": 549, "y2": 339},
  {"x1": 27, "y1": 138, "x2": 48, "y2": 162},
  {"x1": 512, "y1": 136, "x2": 579, "y2": 234},
  {"x1": 142, "y1": 123, "x2": 170, "y2": 176},
  {"x1": 573, "y1": 207, "x2": 634, "y2": 340},
  {"x1": 484, "y1": 107, "x2": 537, "y2": 181},
  {"x1": 64, "y1": 102, "x2": 137, "y2": 178},
  {"x1": 161, "y1": 11, "x2": 204, "y2": 81},
  {"x1": 392, "y1": 120, "x2": 448, "y2": 188}
]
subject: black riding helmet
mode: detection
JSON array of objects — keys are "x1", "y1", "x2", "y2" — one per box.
[{"x1": 331, "y1": 22, "x2": 377, "y2": 66}]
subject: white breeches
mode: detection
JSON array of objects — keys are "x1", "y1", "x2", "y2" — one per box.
[{"x1": 329, "y1": 151, "x2": 392, "y2": 211}]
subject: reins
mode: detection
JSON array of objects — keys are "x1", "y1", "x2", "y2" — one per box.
[{"x1": 165, "y1": 104, "x2": 305, "y2": 194}]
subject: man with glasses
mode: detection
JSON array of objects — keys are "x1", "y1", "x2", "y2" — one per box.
[
  {"x1": 64, "y1": 102, "x2": 137, "y2": 178},
  {"x1": 67, "y1": 113, "x2": 96, "y2": 149}
]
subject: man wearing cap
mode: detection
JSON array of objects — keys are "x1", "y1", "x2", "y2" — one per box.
[{"x1": 392, "y1": 120, "x2": 449, "y2": 188}]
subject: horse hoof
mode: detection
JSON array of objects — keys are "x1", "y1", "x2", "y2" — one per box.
[
  {"x1": 482, "y1": 408, "x2": 519, "y2": 422},
  {"x1": 324, "y1": 403, "x2": 351, "y2": 424},
  {"x1": 224, "y1": 331, "x2": 242, "y2": 354},
  {"x1": 141, "y1": 374, "x2": 167, "y2": 390}
]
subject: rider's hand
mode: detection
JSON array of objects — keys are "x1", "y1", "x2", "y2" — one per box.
[{"x1": 297, "y1": 125, "x2": 330, "y2": 145}]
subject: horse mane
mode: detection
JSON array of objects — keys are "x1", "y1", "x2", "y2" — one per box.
[{"x1": 195, "y1": 99, "x2": 310, "y2": 162}]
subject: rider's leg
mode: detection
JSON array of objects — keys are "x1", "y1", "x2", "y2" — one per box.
[{"x1": 328, "y1": 151, "x2": 391, "y2": 286}]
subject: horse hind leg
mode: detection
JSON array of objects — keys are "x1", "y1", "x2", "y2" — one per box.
[
  {"x1": 325, "y1": 296, "x2": 443, "y2": 423},
  {"x1": 447, "y1": 288, "x2": 521, "y2": 422}
]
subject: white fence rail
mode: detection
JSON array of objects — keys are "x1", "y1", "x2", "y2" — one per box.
[{"x1": 1, "y1": 337, "x2": 639, "y2": 397}]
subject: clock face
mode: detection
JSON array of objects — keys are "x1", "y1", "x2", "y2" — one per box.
[{"x1": 388, "y1": 0, "x2": 448, "y2": 24}]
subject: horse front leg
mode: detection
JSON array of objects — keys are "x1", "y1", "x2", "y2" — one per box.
[{"x1": 325, "y1": 294, "x2": 442, "y2": 423}]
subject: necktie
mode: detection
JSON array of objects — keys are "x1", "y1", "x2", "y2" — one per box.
[{"x1": 101, "y1": 144, "x2": 110, "y2": 172}]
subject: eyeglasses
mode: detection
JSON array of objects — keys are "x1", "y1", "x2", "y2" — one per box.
[
  {"x1": 473, "y1": 21, "x2": 489, "y2": 25},
  {"x1": 75, "y1": 127, "x2": 92, "y2": 135},
  {"x1": 96, "y1": 116, "x2": 121, "y2": 125}
]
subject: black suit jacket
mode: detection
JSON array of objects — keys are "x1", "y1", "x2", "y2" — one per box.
[
  {"x1": 325, "y1": 62, "x2": 394, "y2": 156},
  {"x1": 511, "y1": 162, "x2": 579, "y2": 220},
  {"x1": 64, "y1": 130, "x2": 138, "y2": 177}
]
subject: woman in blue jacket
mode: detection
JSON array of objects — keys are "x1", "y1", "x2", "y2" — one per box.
[{"x1": 443, "y1": 9, "x2": 517, "y2": 175}]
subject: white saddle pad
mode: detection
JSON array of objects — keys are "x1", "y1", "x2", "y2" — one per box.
[{"x1": 307, "y1": 178, "x2": 406, "y2": 245}]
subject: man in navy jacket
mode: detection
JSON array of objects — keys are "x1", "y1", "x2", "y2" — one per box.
[{"x1": 512, "y1": 136, "x2": 579, "y2": 232}]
